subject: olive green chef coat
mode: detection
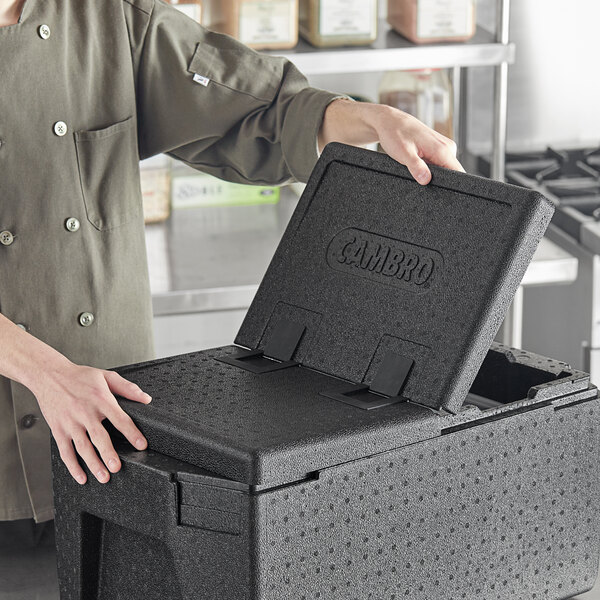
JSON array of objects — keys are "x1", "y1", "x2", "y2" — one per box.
[{"x1": 0, "y1": 0, "x2": 339, "y2": 522}]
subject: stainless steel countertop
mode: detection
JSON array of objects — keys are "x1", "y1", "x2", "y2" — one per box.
[
  {"x1": 147, "y1": 188, "x2": 578, "y2": 317},
  {"x1": 525, "y1": 236, "x2": 579, "y2": 286},
  {"x1": 146, "y1": 188, "x2": 298, "y2": 316}
]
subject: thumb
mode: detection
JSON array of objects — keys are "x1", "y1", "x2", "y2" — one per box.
[
  {"x1": 384, "y1": 139, "x2": 432, "y2": 185},
  {"x1": 104, "y1": 371, "x2": 152, "y2": 404},
  {"x1": 403, "y1": 154, "x2": 432, "y2": 186}
]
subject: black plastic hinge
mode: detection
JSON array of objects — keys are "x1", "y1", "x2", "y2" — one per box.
[
  {"x1": 216, "y1": 318, "x2": 305, "y2": 374},
  {"x1": 320, "y1": 352, "x2": 414, "y2": 410},
  {"x1": 177, "y1": 480, "x2": 242, "y2": 535}
]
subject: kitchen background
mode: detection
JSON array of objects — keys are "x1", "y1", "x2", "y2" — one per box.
[
  {"x1": 143, "y1": 0, "x2": 600, "y2": 594},
  {"x1": 5, "y1": 1, "x2": 599, "y2": 599},
  {"x1": 147, "y1": 0, "x2": 600, "y2": 391},
  {"x1": 314, "y1": 0, "x2": 600, "y2": 152}
]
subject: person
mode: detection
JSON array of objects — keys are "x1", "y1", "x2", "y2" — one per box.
[{"x1": 0, "y1": 0, "x2": 464, "y2": 531}]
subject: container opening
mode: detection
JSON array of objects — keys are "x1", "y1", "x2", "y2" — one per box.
[{"x1": 464, "y1": 348, "x2": 571, "y2": 410}]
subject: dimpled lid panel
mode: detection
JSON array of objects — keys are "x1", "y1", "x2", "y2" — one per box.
[
  {"x1": 116, "y1": 346, "x2": 441, "y2": 485},
  {"x1": 236, "y1": 143, "x2": 554, "y2": 414}
]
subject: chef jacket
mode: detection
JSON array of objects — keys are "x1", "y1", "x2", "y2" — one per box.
[{"x1": 0, "y1": 0, "x2": 340, "y2": 522}]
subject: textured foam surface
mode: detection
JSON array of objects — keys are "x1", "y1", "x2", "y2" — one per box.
[
  {"x1": 115, "y1": 343, "x2": 588, "y2": 486},
  {"x1": 257, "y1": 398, "x2": 600, "y2": 600},
  {"x1": 53, "y1": 386, "x2": 600, "y2": 599},
  {"x1": 53, "y1": 143, "x2": 599, "y2": 599},
  {"x1": 53, "y1": 445, "x2": 252, "y2": 600},
  {"x1": 236, "y1": 143, "x2": 555, "y2": 413},
  {"x1": 116, "y1": 345, "x2": 440, "y2": 485}
]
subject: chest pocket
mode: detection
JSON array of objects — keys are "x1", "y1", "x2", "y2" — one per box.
[{"x1": 74, "y1": 117, "x2": 141, "y2": 231}]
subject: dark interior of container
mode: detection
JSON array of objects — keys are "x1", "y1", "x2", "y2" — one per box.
[{"x1": 465, "y1": 347, "x2": 572, "y2": 410}]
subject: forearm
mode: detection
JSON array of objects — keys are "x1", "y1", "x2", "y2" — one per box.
[
  {"x1": 136, "y1": 2, "x2": 340, "y2": 185},
  {"x1": 318, "y1": 98, "x2": 381, "y2": 151},
  {"x1": 0, "y1": 311, "x2": 70, "y2": 394}
]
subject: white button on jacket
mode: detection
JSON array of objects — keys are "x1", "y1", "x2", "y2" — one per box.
[{"x1": 0, "y1": 0, "x2": 338, "y2": 522}]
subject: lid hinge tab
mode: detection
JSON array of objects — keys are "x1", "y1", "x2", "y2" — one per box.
[
  {"x1": 320, "y1": 352, "x2": 414, "y2": 410},
  {"x1": 216, "y1": 319, "x2": 305, "y2": 374}
]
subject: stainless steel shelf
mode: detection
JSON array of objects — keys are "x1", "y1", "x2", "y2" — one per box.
[
  {"x1": 148, "y1": 188, "x2": 577, "y2": 318},
  {"x1": 271, "y1": 23, "x2": 515, "y2": 75}
]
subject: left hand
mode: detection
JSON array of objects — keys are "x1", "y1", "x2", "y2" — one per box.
[{"x1": 318, "y1": 98, "x2": 465, "y2": 185}]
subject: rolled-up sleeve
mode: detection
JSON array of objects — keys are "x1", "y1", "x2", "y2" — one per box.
[{"x1": 128, "y1": 0, "x2": 341, "y2": 184}]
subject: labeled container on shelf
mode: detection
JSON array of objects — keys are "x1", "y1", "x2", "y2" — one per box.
[
  {"x1": 170, "y1": 166, "x2": 280, "y2": 210},
  {"x1": 53, "y1": 144, "x2": 600, "y2": 600},
  {"x1": 139, "y1": 155, "x2": 172, "y2": 224},
  {"x1": 379, "y1": 68, "x2": 453, "y2": 139},
  {"x1": 166, "y1": 0, "x2": 202, "y2": 22},
  {"x1": 140, "y1": 169, "x2": 171, "y2": 224},
  {"x1": 387, "y1": 0, "x2": 476, "y2": 44},
  {"x1": 203, "y1": 0, "x2": 299, "y2": 50},
  {"x1": 299, "y1": 0, "x2": 378, "y2": 48}
]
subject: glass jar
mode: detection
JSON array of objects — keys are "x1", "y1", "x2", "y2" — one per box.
[
  {"x1": 203, "y1": 0, "x2": 299, "y2": 50},
  {"x1": 140, "y1": 168, "x2": 172, "y2": 224},
  {"x1": 299, "y1": 0, "x2": 378, "y2": 48},
  {"x1": 387, "y1": 0, "x2": 476, "y2": 44},
  {"x1": 166, "y1": 0, "x2": 202, "y2": 23},
  {"x1": 379, "y1": 69, "x2": 454, "y2": 139}
]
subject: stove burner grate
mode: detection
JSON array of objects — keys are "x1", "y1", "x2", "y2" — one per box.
[
  {"x1": 535, "y1": 147, "x2": 600, "y2": 182},
  {"x1": 545, "y1": 180, "x2": 600, "y2": 199}
]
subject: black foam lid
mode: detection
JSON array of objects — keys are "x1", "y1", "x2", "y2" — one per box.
[
  {"x1": 116, "y1": 144, "x2": 555, "y2": 485},
  {"x1": 236, "y1": 143, "x2": 554, "y2": 414}
]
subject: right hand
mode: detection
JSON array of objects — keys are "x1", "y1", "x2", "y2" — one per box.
[
  {"x1": 318, "y1": 100, "x2": 465, "y2": 186},
  {"x1": 30, "y1": 360, "x2": 152, "y2": 485}
]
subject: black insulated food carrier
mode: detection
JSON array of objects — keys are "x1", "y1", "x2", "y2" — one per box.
[{"x1": 52, "y1": 144, "x2": 600, "y2": 600}]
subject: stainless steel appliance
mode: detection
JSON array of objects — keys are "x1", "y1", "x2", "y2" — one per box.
[{"x1": 480, "y1": 147, "x2": 600, "y2": 385}]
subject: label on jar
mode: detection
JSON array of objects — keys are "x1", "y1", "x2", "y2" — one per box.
[
  {"x1": 240, "y1": 1, "x2": 295, "y2": 45},
  {"x1": 417, "y1": 0, "x2": 473, "y2": 39},
  {"x1": 171, "y1": 2, "x2": 201, "y2": 22},
  {"x1": 318, "y1": 0, "x2": 376, "y2": 37}
]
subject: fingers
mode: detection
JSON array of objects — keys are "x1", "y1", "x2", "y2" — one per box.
[
  {"x1": 88, "y1": 424, "x2": 122, "y2": 474},
  {"x1": 38, "y1": 363, "x2": 152, "y2": 486},
  {"x1": 57, "y1": 412, "x2": 144, "y2": 485},
  {"x1": 107, "y1": 406, "x2": 148, "y2": 452},
  {"x1": 385, "y1": 139, "x2": 432, "y2": 185},
  {"x1": 73, "y1": 432, "x2": 110, "y2": 484},
  {"x1": 55, "y1": 435, "x2": 87, "y2": 485},
  {"x1": 394, "y1": 138, "x2": 465, "y2": 186},
  {"x1": 440, "y1": 153, "x2": 466, "y2": 172},
  {"x1": 104, "y1": 371, "x2": 152, "y2": 405},
  {"x1": 423, "y1": 136, "x2": 465, "y2": 173},
  {"x1": 102, "y1": 372, "x2": 149, "y2": 451},
  {"x1": 403, "y1": 152, "x2": 432, "y2": 186},
  {"x1": 376, "y1": 106, "x2": 466, "y2": 184}
]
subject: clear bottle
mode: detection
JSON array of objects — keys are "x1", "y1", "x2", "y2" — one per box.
[
  {"x1": 203, "y1": 0, "x2": 299, "y2": 50},
  {"x1": 166, "y1": 0, "x2": 203, "y2": 23},
  {"x1": 378, "y1": 69, "x2": 454, "y2": 139},
  {"x1": 299, "y1": 0, "x2": 378, "y2": 48},
  {"x1": 387, "y1": 0, "x2": 476, "y2": 44}
]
